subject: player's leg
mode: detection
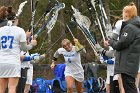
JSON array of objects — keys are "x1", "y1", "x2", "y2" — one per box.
[
  {"x1": 0, "y1": 78, "x2": 8, "y2": 93},
  {"x1": 65, "y1": 76, "x2": 74, "y2": 93},
  {"x1": 8, "y1": 77, "x2": 19, "y2": 93},
  {"x1": 24, "y1": 65, "x2": 33, "y2": 93},
  {"x1": 75, "y1": 80, "x2": 83, "y2": 93}
]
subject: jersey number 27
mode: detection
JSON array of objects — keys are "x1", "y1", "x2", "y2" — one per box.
[{"x1": 1, "y1": 36, "x2": 14, "y2": 49}]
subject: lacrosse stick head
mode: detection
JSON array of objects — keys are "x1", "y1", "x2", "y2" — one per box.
[
  {"x1": 16, "y1": 1, "x2": 28, "y2": 17},
  {"x1": 75, "y1": 42, "x2": 84, "y2": 52}
]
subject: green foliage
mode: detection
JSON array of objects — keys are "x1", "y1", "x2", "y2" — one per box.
[{"x1": 0, "y1": 0, "x2": 135, "y2": 64}]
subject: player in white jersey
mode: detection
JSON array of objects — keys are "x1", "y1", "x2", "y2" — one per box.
[
  {"x1": 18, "y1": 51, "x2": 45, "y2": 93},
  {"x1": 51, "y1": 38, "x2": 86, "y2": 93},
  {"x1": 19, "y1": 51, "x2": 33, "y2": 93},
  {"x1": 17, "y1": 31, "x2": 45, "y2": 93},
  {"x1": 0, "y1": 7, "x2": 37, "y2": 93}
]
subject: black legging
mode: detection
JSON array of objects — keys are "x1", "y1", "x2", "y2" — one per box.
[{"x1": 16, "y1": 68, "x2": 28, "y2": 93}]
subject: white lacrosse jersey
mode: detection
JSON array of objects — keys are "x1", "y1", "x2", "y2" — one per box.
[
  {"x1": 0, "y1": 26, "x2": 26, "y2": 65},
  {"x1": 57, "y1": 46, "x2": 84, "y2": 74},
  {"x1": 113, "y1": 20, "x2": 123, "y2": 35},
  {"x1": 21, "y1": 51, "x2": 31, "y2": 68}
]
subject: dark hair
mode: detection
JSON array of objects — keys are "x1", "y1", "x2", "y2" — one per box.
[{"x1": 6, "y1": 7, "x2": 16, "y2": 20}]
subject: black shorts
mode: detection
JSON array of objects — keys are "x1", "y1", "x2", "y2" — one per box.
[{"x1": 110, "y1": 76, "x2": 120, "y2": 93}]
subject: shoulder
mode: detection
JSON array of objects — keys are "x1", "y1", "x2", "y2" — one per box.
[
  {"x1": 13, "y1": 26, "x2": 24, "y2": 31},
  {"x1": 72, "y1": 46, "x2": 76, "y2": 50},
  {"x1": 13, "y1": 26, "x2": 25, "y2": 34},
  {"x1": 0, "y1": 26, "x2": 5, "y2": 30},
  {"x1": 0, "y1": 26, "x2": 8, "y2": 33},
  {"x1": 122, "y1": 24, "x2": 140, "y2": 36},
  {"x1": 57, "y1": 47, "x2": 65, "y2": 52},
  {"x1": 123, "y1": 24, "x2": 136, "y2": 31},
  {"x1": 58, "y1": 47, "x2": 64, "y2": 51},
  {"x1": 116, "y1": 20, "x2": 123, "y2": 25},
  {"x1": 124, "y1": 24, "x2": 139, "y2": 31}
]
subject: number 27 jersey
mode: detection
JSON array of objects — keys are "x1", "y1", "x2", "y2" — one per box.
[{"x1": 0, "y1": 26, "x2": 26, "y2": 64}]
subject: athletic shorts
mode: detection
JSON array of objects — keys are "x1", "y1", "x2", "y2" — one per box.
[
  {"x1": 65, "y1": 70, "x2": 84, "y2": 82},
  {"x1": 0, "y1": 63, "x2": 21, "y2": 78}
]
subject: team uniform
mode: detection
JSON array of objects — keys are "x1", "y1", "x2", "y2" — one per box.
[
  {"x1": 105, "y1": 57, "x2": 119, "y2": 93},
  {"x1": 54, "y1": 46, "x2": 84, "y2": 82},
  {"x1": 21, "y1": 51, "x2": 33, "y2": 85},
  {"x1": 100, "y1": 20, "x2": 123, "y2": 93},
  {"x1": 105, "y1": 58, "x2": 116, "y2": 84},
  {"x1": 16, "y1": 51, "x2": 33, "y2": 93},
  {"x1": 113, "y1": 20, "x2": 123, "y2": 35},
  {"x1": 110, "y1": 20, "x2": 123, "y2": 93},
  {"x1": 104, "y1": 20, "x2": 123, "y2": 84},
  {"x1": 0, "y1": 25, "x2": 26, "y2": 78}
]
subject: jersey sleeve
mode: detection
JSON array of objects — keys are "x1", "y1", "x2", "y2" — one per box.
[
  {"x1": 53, "y1": 48, "x2": 64, "y2": 58},
  {"x1": 113, "y1": 20, "x2": 123, "y2": 35},
  {"x1": 57, "y1": 48, "x2": 64, "y2": 54},
  {"x1": 19, "y1": 28, "x2": 26, "y2": 42}
]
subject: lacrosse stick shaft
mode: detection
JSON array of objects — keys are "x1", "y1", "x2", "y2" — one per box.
[{"x1": 66, "y1": 24, "x2": 75, "y2": 39}]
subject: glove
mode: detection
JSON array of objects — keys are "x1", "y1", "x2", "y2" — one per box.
[
  {"x1": 102, "y1": 56, "x2": 109, "y2": 60},
  {"x1": 99, "y1": 56, "x2": 105, "y2": 64},
  {"x1": 40, "y1": 54, "x2": 46, "y2": 59},
  {"x1": 106, "y1": 31, "x2": 113, "y2": 39},
  {"x1": 74, "y1": 38, "x2": 84, "y2": 52},
  {"x1": 95, "y1": 44, "x2": 104, "y2": 54},
  {"x1": 106, "y1": 59, "x2": 114, "y2": 64},
  {"x1": 31, "y1": 53, "x2": 40, "y2": 62}
]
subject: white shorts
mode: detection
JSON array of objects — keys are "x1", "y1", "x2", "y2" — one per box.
[
  {"x1": 65, "y1": 70, "x2": 84, "y2": 82},
  {"x1": 113, "y1": 74, "x2": 119, "y2": 81},
  {"x1": 26, "y1": 64, "x2": 33, "y2": 85},
  {"x1": 0, "y1": 63, "x2": 21, "y2": 78}
]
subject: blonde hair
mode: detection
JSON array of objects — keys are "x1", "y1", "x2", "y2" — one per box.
[
  {"x1": 61, "y1": 39, "x2": 71, "y2": 46},
  {"x1": 123, "y1": 2, "x2": 137, "y2": 19}
]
